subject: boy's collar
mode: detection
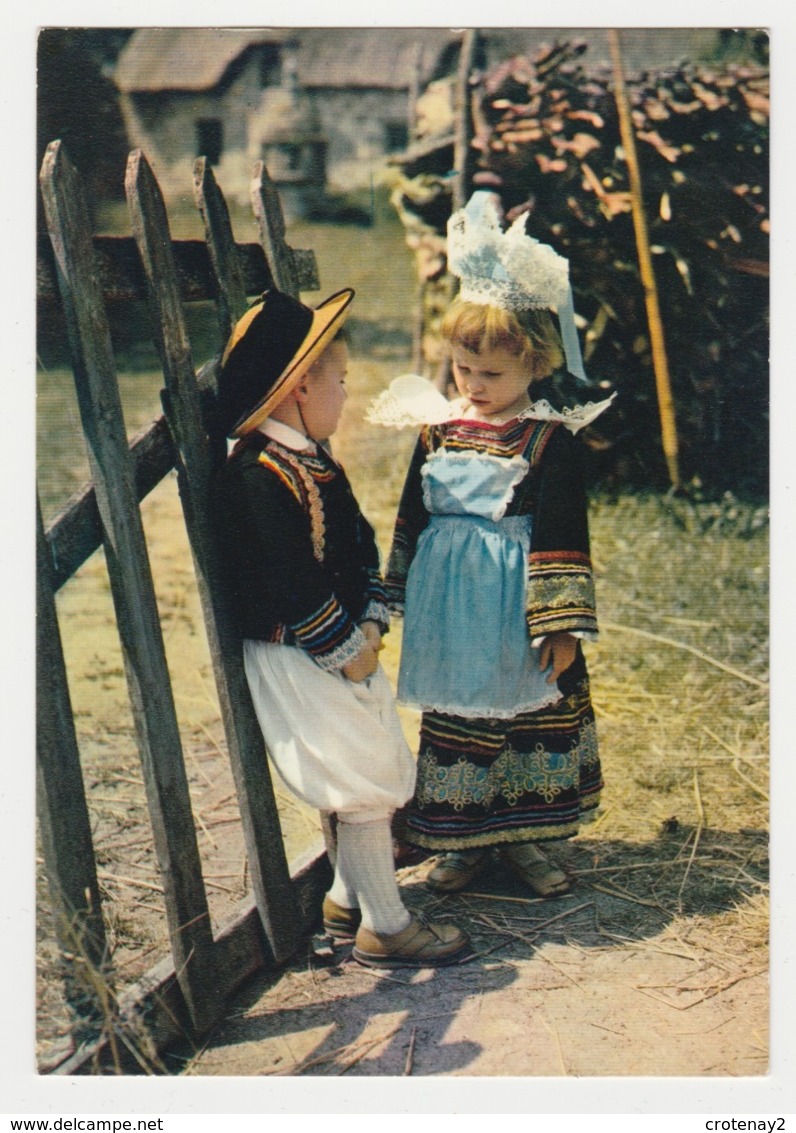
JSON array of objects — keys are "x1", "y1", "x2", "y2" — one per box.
[{"x1": 256, "y1": 417, "x2": 316, "y2": 452}]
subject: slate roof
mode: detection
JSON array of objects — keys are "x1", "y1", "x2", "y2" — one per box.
[
  {"x1": 113, "y1": 27, "x2": 716, "y2": 95},
  {"x1": 113, "y1": 28, "x2": 295, "y2": 93}
]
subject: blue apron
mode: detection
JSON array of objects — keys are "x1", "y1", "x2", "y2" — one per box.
[{"x1": 398, "y1": 449, "x2": 561, "y2": 719}]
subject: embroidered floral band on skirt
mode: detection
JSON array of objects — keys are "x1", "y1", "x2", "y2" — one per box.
[{"x1": 404, "y1": 649, "x2": 602, "y2": 850}]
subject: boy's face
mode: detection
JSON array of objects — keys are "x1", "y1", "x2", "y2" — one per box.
[
  {"x1": 299, "y1": 339, "x2": 349, "y2": 441},
  {"x1": 450, "y1": 342, "x2": 531, "y2": 421}
]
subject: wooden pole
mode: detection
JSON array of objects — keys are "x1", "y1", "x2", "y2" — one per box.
[
  {"x1": 250, "y1": 161, "x2": 300, "y2": 297},
  {"x1": 249, "y1": 161, "x2": 320, "y2": 298},
  {"x1": 444, "y1": 27, "x2": 480, "y2": 393},
  {"x1": 452, "y1": 29, "x2": 479, "y2": 212},
  {"x1": 408, "y1": 41, "x2": 422, "y2": 138},
  {"x1": 193, "y1": 156, "x2": 249, "y2": 342},
  {"x1": 608, "y1": 29, "x2": 681, "y2": 489},
  {"x1": 408, "y1": 41, "x2": 426, "y2": 376}
]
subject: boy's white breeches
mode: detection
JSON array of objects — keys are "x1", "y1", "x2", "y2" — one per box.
[{"x1": 243, "y1": 641, "x2": 416, "y2": 821}]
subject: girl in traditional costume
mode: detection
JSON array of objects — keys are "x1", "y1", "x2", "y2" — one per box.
[{"x1": 368, "y1": 193, "x2": 614, "y2": 897}]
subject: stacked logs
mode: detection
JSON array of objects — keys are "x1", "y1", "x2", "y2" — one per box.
[{"x1": 390, "y1": 41, "x2": 769, "y2": 495}]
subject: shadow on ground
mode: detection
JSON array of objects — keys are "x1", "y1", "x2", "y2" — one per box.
[{"x1": 163, "y1": 823, "x2": 768, "y2": 1077}]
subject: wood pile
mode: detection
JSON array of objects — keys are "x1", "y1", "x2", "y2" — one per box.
[{"x1": 390, "y1": 41, "x2": 769, "y2": 495}]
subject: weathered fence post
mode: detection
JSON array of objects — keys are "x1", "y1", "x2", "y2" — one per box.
[
  {"x1": 250, "y1": 161, "x2": 321, "y2": 298},
  {"x1": 37, "y1": 143, "x2": 344, "y2": 1067},
  {"x1": 39, "y1": 139, "x2": 221, "y2": 1034},
  {"x1": 36, "y1": 498, "x2": 110, "y2": 1038},
  {"x1": 126, "y1": 148, "x2": 301, "y2": 963},
  {"x1": 193, "y1": 156, "x2": 249, "y2": 342},
  {"x1": 249, "y1": 158, "x2": 339, "y2": 862}
]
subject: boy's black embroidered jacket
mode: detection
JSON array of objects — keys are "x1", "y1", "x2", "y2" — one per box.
[{"x1": 213, "y1": 432, "x2": 389, "y2": 670}]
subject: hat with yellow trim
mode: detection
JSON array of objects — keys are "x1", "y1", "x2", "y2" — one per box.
[{"x1": 216, "y1": 287, "x2": 355, "y2": 437}]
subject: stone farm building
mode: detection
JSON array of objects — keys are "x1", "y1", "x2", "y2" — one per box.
[{"x1": 112, "y1": 27, "x2": 727, "y2": 211}]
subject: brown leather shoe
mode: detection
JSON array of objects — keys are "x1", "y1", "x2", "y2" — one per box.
[
  {"x1": 425, "y1": 848, "x2": 491, "y2": 893},
  {"x1": 352, "y1": 914, "x2": 472, "y2": 968},
  {"x1": 499, "y1": 844, "x2": 571, "y2": 897},
  {"x1": 322, "y1": 895, "x2": 362, "y2": 943}
]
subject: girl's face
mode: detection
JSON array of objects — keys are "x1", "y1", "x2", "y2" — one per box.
[
  {"x1": 450, "y1": 342, "x2": 532, "y2": 422},
  {"x1": 298, "y1": 339, "x2": 349, "y2": 440}
]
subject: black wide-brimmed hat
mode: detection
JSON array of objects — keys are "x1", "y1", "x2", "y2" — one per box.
[{"x1": 216, "y1": 287, "x2": 355, "y2": 437}]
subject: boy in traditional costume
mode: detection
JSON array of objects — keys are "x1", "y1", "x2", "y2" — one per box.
[{"x1": 214, "y1": 287, "x2": 470, "y2": 966}]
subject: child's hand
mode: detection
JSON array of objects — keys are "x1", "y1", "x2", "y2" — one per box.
[
  {"x1": 343, "y1": 642, "x2": 379, "y2": 682},
  {"x1": 539, "y1": 633, "x2": 577, "y2": 684},
  {"x1": 359, "y1": 620, "x2": 385, "y2": 653}
]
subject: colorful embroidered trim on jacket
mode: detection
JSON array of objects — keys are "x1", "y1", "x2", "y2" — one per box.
[
  {"x1": 385, "y1": 418, "x2": 559, "y2": 609},
  {"x1": 254, "y1": 441, "x2": 387, "y2": 665},
  {"x1": 526, "y1": 550, "x2": 597, "y2": 637},
  {"x1": 258, "y1": 444, "x2": 328, "y2": 562},
  {"x1": 291, "y1": 595, "x2": 367, "y2": 670}
]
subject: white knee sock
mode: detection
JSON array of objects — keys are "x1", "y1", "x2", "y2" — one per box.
[
  {"x1": 327, "y1": 857, "x2": 358, "y2": 910},
  {"x1": 336, "y1": 816, "x2": 411, "y2": 936}
]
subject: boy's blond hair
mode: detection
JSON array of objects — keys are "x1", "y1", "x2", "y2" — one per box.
[{"x1": 441, "y1": 300, "x2": 564, "y2": 381}]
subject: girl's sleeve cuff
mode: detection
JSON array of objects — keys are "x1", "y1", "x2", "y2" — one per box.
[{"x1": 530, "y1": 629, "x2": 598, "y2": 648}]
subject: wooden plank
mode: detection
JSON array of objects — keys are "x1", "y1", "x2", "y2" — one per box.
[
  {"x1": 36, "y1": 498, "x2": 110, "y2": 1034},
  {"x1": 250, "y1": 161, "x2": 320, "y2": 298},
  {"x1": 126, "y1": 148, "x2": 301, "y2": 965},
  {"x1": 44, "y1": 414, "x2": 174, "y2": 590},
  {"x1": 388, "y1": 131, "x2": 456, "y2": 174},
  {"x1": 408, "y1": 40, "x2": 422, "y2": 136},
  {"x1": 37, "y1": 233, "x2": 275, "y2": 305},
  {"x1": 292, "y1": 247, "x2": 320, "y2": 292},
  {"x1": 193, "y1": 157, "x2": 249, "y2": 340},
  {"x1": 43, "y1": 367, "x2": 219, "y2": 591},
  {"x1": 249, "y1": 160, "x2": 339, "y2": 866},
  {"x1": 39, "y1": 139, "x2": 220, "y2": 1034},
  {"x1": 51, "y1": 848, "x2": 332, "y2": 1075}
]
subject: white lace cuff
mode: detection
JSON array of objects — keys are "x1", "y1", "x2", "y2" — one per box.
[{"x1": 361, "y1": 600, "x2": 391, "y2": 631}]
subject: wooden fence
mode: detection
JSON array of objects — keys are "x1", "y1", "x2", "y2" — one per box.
[{"x1": 37, "y1": 140, "x2": 336, "y2": 1073}]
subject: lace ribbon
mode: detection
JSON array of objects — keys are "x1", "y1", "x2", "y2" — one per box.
[{"x1": 366, "y1": 375, "x2": 615, "y2": 434}]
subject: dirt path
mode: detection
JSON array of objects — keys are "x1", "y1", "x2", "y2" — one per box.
[{"x1": 168, "y1": 830, "x2": 768, "y2": 1078}]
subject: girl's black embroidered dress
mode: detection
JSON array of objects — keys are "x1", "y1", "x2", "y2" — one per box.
[{"x1": 385, "y1": 413, "x2": 603, "y2": 850}]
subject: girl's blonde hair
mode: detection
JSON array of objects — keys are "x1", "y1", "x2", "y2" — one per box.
[{"x1": 441, "y1": 300, "x2": 564, "y2": 381}]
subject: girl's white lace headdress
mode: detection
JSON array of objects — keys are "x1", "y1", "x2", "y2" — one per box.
[{"x1": 447, "y1": 191, "x2": 588, "y2": 382}]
